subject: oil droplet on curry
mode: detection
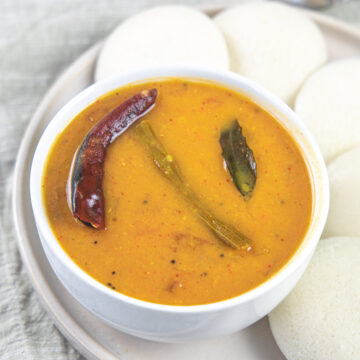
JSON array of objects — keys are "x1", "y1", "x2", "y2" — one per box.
[{"x1": 43, "y1": 79, "x2": 312, "y2": 305}]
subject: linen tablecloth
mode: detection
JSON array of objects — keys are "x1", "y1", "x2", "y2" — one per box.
[{"x1": 1, "y1": 0, "x2": 360, "y2": 358}]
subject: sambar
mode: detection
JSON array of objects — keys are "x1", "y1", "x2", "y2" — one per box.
[{"x1": 43, "y1": 78, "x2": 312, "y2": 305}]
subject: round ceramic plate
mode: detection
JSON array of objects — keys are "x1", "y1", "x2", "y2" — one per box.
[{"x1": 12, "y1": 6, "x2": 360, "y2": 360}]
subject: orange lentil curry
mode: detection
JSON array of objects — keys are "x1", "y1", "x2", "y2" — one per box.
[{"x1": 43, "y1": 78, "x2": 312, "y2": 305}]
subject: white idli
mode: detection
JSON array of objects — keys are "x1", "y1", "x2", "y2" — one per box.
[
  {"x1": 214, "y1": 2, "x2": 327, "y2": 105},
  {"x1": 323, "y1": 147, "x2": 360, "y2": 238},
  {"x1": 269, "y1": 237, "x2": 360, "y2": 360},
  {"x1": 95, "y1": 5, "x2": 229, "y2": 81},
  {"x1": 295, "y1": 58, "x2": 360, "y2": 163}
]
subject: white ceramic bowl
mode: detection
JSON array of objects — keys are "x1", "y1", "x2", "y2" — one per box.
[{"x1": 30, "y1": 65, "x2": 329, "y2": 343}]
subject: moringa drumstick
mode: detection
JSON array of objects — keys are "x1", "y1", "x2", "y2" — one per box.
[{"x1": 135, "y1": 120, "x2": 252, "y2": 251}]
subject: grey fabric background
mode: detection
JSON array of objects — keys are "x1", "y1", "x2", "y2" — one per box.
[{"x1": 1, "y1": 0, "x2": 359, "y2": 359}]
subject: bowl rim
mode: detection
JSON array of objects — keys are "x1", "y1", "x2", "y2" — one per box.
[{"x1": 30, "y1": 64, "x2": 329, "y2": 314}]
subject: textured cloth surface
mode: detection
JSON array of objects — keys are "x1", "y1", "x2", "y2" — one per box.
[{"x1": 0, "y1": 0, "x2": 359, "y2": 359}]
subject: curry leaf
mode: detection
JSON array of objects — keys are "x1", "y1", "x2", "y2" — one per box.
[{"x1": 220, "y1": 119, "x2": 257, "y2": 198}]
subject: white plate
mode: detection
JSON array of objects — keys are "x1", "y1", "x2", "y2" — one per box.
[{"x1": 12, "y1": 7, "x2": 360, "y2": 360}]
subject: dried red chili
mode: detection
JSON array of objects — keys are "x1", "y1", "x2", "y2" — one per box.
[{"x1": 68, "y1": 88, "x2": 157, "y2": 229}]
